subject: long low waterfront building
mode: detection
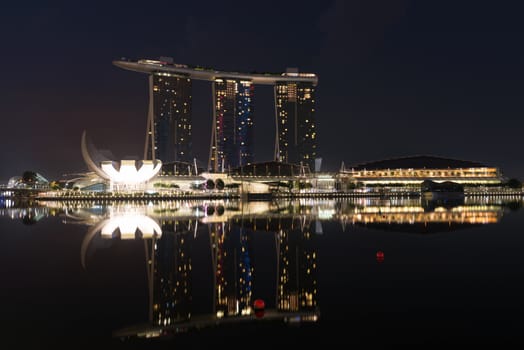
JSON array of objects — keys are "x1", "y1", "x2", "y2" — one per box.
[{"x1": 338, "y1": 155, "x2": 504, "y2": 187}]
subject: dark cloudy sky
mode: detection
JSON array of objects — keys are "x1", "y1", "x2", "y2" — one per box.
[{"x1": 1, "y1": 0, "x2": 524, "y2": 181}]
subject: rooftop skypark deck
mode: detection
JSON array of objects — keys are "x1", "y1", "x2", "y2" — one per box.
[{"x1": 113, "y1": 58, "x2": 318, "y2": 85}]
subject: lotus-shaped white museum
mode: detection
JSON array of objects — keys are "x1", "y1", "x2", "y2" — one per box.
[
  {"x1": 100, "y1": 160, "x2": 162, "y2": 187},
  {"x1": 81, "y1": 131, "x2": 162, "y2": 191}
]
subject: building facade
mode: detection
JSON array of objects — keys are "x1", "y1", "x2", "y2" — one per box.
[
  {"x1": 275, "y1": 71, "x2": 317, "y2": 171},
  {"x1": 146, "y1": 72, "x2": 192, "y2": 163},
  {"x1": 210, "y1": 79, "x2": 254, "y2": 172},
  {"x1": 114, "y1": 59, "x2": 318, "y2": 172},
  {"x1": 338, "y1": 156, "x2": 504, "y2": 187}
]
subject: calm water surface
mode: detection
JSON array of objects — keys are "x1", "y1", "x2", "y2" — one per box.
[{"x1": 1, "y1": 197, "x2": 523, "y2": 347}]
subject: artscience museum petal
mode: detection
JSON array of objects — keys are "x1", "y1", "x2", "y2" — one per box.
[
  {"x1": 100, "y1": 160, "x2": 162, "y2": 184},
  {"x1": 81, "y1": 131, "x2": 162, "y2": 191}
]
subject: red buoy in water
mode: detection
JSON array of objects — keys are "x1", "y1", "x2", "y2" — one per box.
[
  {"x1": 253, "y1": 299, "x2": 265, "y2": 311},
  {"x1": 254, "y1": 299, "x2": 265, "y2": 318},
  {"x1": 376, "y1": 250, "x2": 384, "y2": 263}
]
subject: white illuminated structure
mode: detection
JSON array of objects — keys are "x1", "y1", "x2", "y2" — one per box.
[
  {"x1": 81, "y1": 131, "x2": 162, "y2": 192},
  {"x1": 100, "y1": 160, "x2": 162, "y2": 192}
]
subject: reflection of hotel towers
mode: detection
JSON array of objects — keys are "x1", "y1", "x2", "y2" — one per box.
[
  {"x1": 276, "y1": 224, "x2": 318, "y2": 312},
  {"x1": 144, "y1": 218, "x2": 317, "y2": 325},
  {"x1": 145, "y1": 73, "x2": 192, "y2": 163},
  {"x1": 146, "y1": 221, "x2": 194, "y2": 326},
  {"x1": 209, "y1": 80, "x2": 254, "y2": 172},
  {"x1": 209, "y1": 218, "x2": 318, "y2": 316},
  {"x1": 210, "y1": 222, "x2": 253, "y2": 316}
]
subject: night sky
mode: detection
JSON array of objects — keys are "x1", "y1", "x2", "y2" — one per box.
[{"x1": 1, "y1": 1, "x2": 524, "y2": 181}]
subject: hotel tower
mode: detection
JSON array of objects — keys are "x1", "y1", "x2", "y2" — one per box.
[{"x1": 113, "y1": 58, "x2": 318, "y2": 171}]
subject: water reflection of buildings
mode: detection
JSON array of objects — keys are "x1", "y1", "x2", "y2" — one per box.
[
  {"x1": 2, "y1": 197, "x2": 522, "y2": 339},
  {"x1": 149, "y1": 226, "x2": 193, "y2": 327},
  {"x1": 207, "y1": 218, "x2": 318, "y2": 321},
  {"x1": 115, "y1": 211, "x2": 320, "y2": 339},
  {"x1": 0, "y1": 198, "x2": 49, "y2": 224},
  {"x1": 334, "y1": 196, "x2": 510, "y2": 233},
  {"x1": 3, "y1": 196, "x2": 522, "y2": 233},
  {"x1": 277, "y1": 225, "x2": 317, "y2": 313},
  {"x1": 70, "y1": 194, "x2": 515, "y2": 339},
  {"x1": 211, "y1": 223, "x2": 254, "y2": 317}
]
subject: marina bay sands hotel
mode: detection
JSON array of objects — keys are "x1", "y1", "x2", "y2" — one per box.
[{"x1": 113, "y1": 57, "x2": 318, "y2": 172}]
